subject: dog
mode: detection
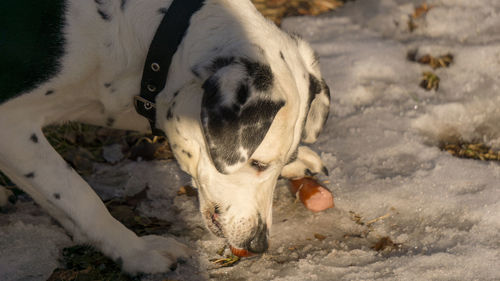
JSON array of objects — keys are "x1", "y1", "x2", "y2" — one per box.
[{"x1": 0, "y1": 0, "x2": 330, "y2": 274}]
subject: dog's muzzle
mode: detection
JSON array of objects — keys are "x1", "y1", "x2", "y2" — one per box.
[
  {"x1": 204, "y1": 208, "x2": 269, "y2": 254},
  {"x1": 244, "y1": 221, "x2": 269, "y2": 253}
]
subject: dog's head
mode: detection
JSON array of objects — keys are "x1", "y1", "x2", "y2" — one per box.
[{"x1": 161, "y1": 34, "x2": 330, "y2": 254}]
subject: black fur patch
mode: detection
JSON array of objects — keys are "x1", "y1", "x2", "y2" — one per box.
[
  {"x1": 30, "y1": 133, "x2": 39, "y2": 143},
  {"x1": 321, "y1": 79, "x2": 331, "y2": 100},
  {"x1": 53, "y1": 193, "x2": 61, "y2": 199},
  {"x1": 0, "y1": 0, "x2": 65, "y2": 103},
  {"x1": 202, "y1": 98, "x2": 284, "y2": 172},
  {"x1": 209, "y1": 57, "x2": 236, "y2": 73},
  {"x1": 201, "y1": 77, "x2": 221, "y2": 108},
  {"x1": 104, "y1": 82, "x2": 112, "y2": 88},
  {"x1": 25, "y1": 172, "x2": 35, "y2": 178},
  {"x1": 45, "y1": 90, "x2": 55, "y2": 96},
  {"x1": 308, "y1": 74, "x2": 322, "y2": 104},
  {"x1": 280, "y1": 51, "x2": 285, "y2": 61},
  {"x1": 241, "y1": 59, "x2": 274, "y2": 92},
  {"x1": 236, "y1": 83, "x2": 249, "y2": 105},
  {"x1": 240, "y1": 100, "x2": 284, "y2": 150},
  {"x1": 200, "y1": 58, "x2": 283, "y2": 173},
  {"x1": 302, "y1": 75, "x2": 331, "y2": 142}
]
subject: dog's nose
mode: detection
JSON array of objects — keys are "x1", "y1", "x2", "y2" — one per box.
[{"x1": 247, "y1": 223, "x2": 269, "y2": 253}]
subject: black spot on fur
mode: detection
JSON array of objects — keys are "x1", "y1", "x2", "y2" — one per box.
[
  {"x1": 104, "y1": 82, "x2": 112, "y2": 88},
  {"x1": 106, "y1": 117, "x2": 115, "y2": 127},
  {"x1": 53, "y1": 193, "x2": 60, "y2": 200},
  {"x1": 45, "y1": 90, "x2": 54, "y2": 96},
  {"x1": 241, "y1": 59, "x2": 274, "y2": 92},
  {"x1": 191, "y1": 67, "x2": 200, "y2": 78},
  {"x1": 158, "y1": 7, "x2": 168, "y2": 14},
  {"x1": 173, "y1": 91, "x2": 179, "y2": 97},
  {"x1": 182, "y1": 150, "x2": 192, "y2": 158},
  {"x1": 166, "y1": 108, "x2": 173, "y2": 120},
  {"x1": 280, "y1": 51, "x2": 285, "y2": 61},
  {"x1": 30, "y1": 133, "x2": 39, "y2": 143},
  {"x1": 120, "y1": 0, "x2": 128, "y2": 10},
  {"x1": 25, "y1": 172, "x2": 35, "y2": 178},
  {"x1": 97, "y1": 9, "x2": 111, "y2": 21}
]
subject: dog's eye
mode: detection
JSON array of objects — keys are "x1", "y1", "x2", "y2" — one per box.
[{"x1": 250, "y1": 160, "x2": 269, "y2": 172}]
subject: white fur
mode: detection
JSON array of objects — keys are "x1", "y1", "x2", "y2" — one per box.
[{"x1": 0, "y1": 0, "x2": 328, "y2": 273}]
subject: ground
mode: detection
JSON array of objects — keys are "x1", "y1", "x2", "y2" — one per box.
[{"x1": 1, "y1": 0, "x2": 500, "y2": 280}]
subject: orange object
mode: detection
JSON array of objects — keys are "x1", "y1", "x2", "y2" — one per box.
[
  {"x1": 230, "y1": 245, "x2": 253, "y2": 257},
  {"x1": 289, "y1": 177, "x2": 334, "y2": 212}
]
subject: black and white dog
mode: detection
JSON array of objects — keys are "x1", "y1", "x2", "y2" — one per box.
[{"x1": 0, "y1": 0, "x2": 330, "y2": 273}]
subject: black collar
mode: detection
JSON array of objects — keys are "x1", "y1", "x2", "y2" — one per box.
[{"x1": 134, "y1": 0, "x2": 205, "y2": 136}]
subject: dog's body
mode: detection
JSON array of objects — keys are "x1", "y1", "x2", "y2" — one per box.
[{"x1": 0, "y1": 0, "x2": 330, "y2": 273}]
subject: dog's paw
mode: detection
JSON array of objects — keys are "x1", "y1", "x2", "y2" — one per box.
[
  {"x1": 281, "y1": 146, "x2": 328, "y2": 179},
  {"x1": 121, "y1": 235, "x2": 192, "y2": 274}
]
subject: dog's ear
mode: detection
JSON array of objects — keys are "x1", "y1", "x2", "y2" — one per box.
[
  {"x1": 200, "y1": 57, "x2": 285, "y2": 174},
  {"x1": 301, "y1": 74, "x2": 330, "y2": 143}
]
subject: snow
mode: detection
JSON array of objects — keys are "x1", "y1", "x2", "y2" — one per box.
[{"x1": 1, "y1": 0, "x2": 500, "y2": 280}]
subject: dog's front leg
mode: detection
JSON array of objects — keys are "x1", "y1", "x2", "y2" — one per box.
[
  {"x1": 281, "y1": 146, "x2": 328, "y2": 179},
  {"x1": 0, "y1": 125, "x2": 189, "y2": 274}
]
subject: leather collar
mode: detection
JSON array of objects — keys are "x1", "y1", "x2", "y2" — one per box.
[{"x1": 134, "y1": 0, "x2": 205, "y2": 136}]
